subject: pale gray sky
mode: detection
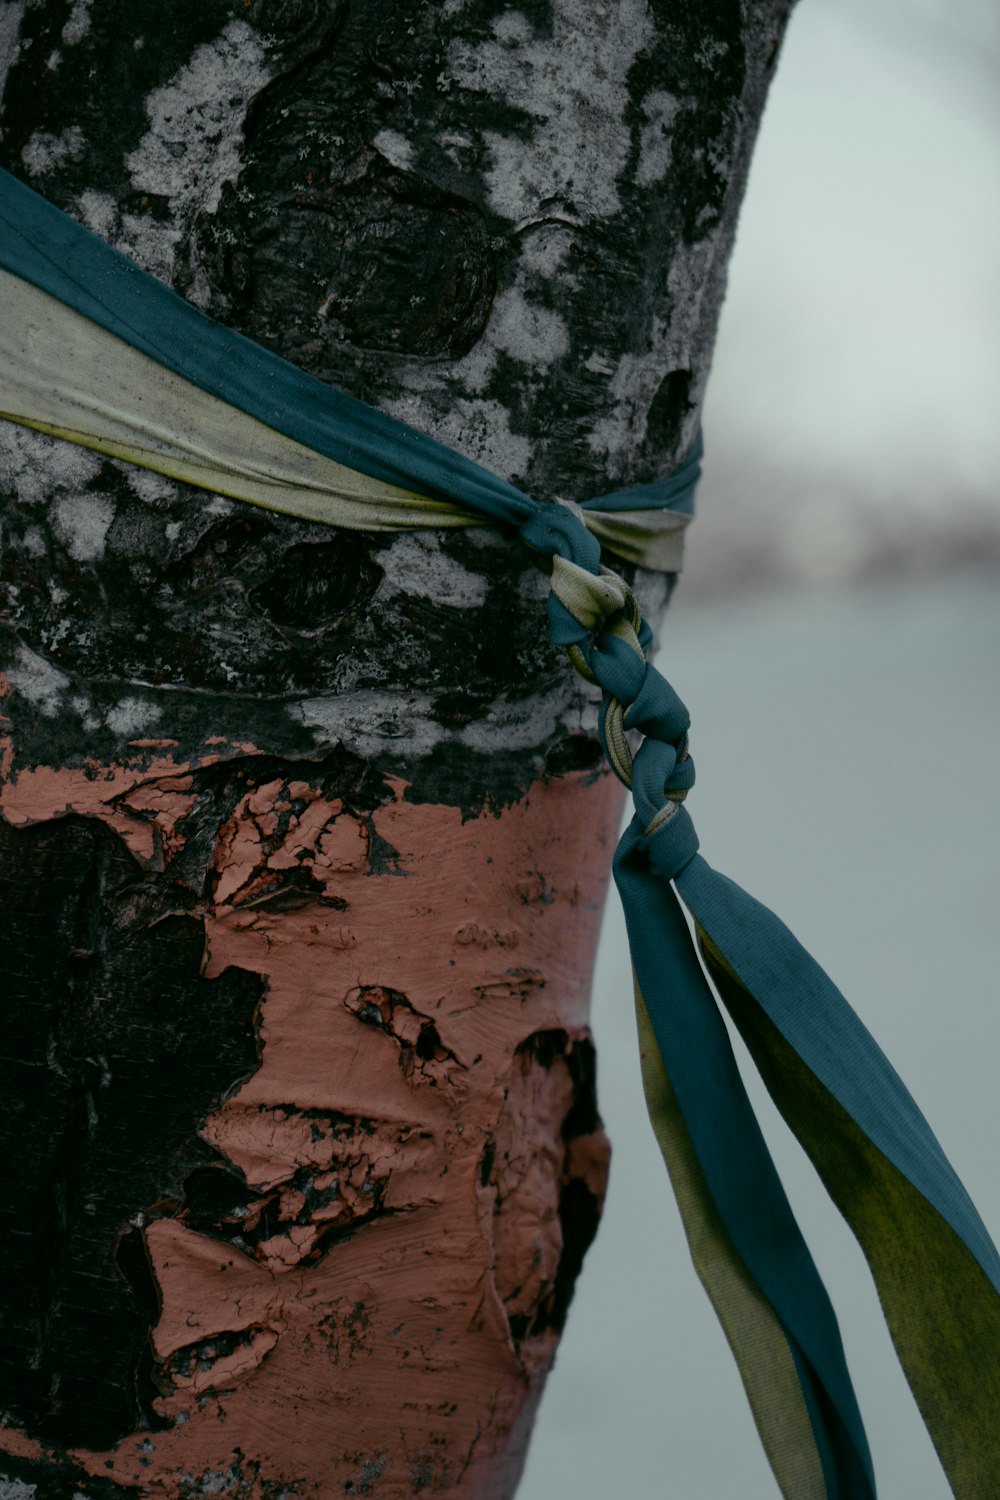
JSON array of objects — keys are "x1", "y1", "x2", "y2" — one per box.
[
  {"x1": 687, "y1": 0, "x2": 1000, "y2": 596},
  {"x1": 713, "y1": 0, "x2": 1000, "y2": 491}
]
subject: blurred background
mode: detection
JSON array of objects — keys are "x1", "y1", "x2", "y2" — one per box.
[{"x1": 520, "y1": 2, "x2": 1000, "y2": 1496}]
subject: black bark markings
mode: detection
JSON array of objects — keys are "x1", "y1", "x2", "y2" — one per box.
[
  {"x1": 203, "y1": 161, "x2": 498, "y2": 362},
  {"x1": 195, "y1": 0, "x2": 501, "y2": 376},
  {"x1": 630, "y1": 0, "x2": 748, "y2": 242},
  {"x1": 0, "y1": 1444, "x2": 303, "y2": 1500},
  {"x1": 644, "y1": 368, "x2": 695, "y2": 458},
  {"x1": 0, "y1": 815, "x2": 265, "y2": 1449},
  {"x1": 344, "y1": 984, "x2": 464, "y2": 1087},
  {"x1": 250, "y1": 537, "x2": 385, "y2": 635},
  {"x1": 0, "y1": 474, "x2": 588, "y2": 813},
  {"x1": 0, "y1": 0, "x2": 239, "y2": 187},
  {"x1": 250, "y1": 0, "x2": 346, "y2": 62},
  {"x1": 487, "y1": 1028, "x2": 605, "y2": 1348},
  {"x1": 177, "y1": 1115, "x2": 411, "y2": 1266}
]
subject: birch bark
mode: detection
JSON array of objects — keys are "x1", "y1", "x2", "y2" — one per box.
[{"x1": 0, "y1": 2, "x2": 793, "y2": 1494}]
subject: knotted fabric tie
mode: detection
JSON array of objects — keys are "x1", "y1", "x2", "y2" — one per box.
[
  {"x1": 1, "y1": 166, "x2": 999, "y2": 1500},
  {"x1": 519, "y1": 515, "x2": 1000, "y2": 1500}
]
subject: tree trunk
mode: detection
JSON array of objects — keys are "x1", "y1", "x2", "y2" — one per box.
[{"x1": 0, "y1": 2, "x2": 793, "y2": 1494}]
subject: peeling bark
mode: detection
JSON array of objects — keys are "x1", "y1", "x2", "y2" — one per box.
[{"x1": 0, "y1": 2, "x2": 794, "y2": 1495}]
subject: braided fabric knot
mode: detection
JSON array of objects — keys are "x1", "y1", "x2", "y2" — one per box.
[{"x1": 543, "y1": 550, "x2": 694, "y2": 839}]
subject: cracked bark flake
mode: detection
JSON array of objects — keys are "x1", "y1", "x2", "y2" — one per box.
[{"x1": 0, "y1": 760, "x2": 621, "y2": 1496}]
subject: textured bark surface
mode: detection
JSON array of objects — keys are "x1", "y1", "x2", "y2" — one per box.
[{"x1": 0, "y1": 2, "x2": 793, "y2": 1495}]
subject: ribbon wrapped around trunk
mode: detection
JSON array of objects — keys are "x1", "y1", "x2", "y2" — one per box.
[{"x1": 1, "y1": 167, "x2": 997, "y2": 1500}]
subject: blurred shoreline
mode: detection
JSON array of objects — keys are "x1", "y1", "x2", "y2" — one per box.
[{"x1": 678, "y1": 456, "x2": 1000, "y2": 602}]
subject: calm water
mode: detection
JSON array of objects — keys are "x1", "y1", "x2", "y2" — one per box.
[{"x1": 518, "y1": 574, "x2": 1000, "y2": 1500}]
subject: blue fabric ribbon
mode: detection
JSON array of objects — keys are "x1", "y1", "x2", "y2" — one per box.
[
  {"x1": 561, "y1": 551, "x2": 1000, "y2": 1498},
  {"x1": 0, "y1": 167, "x2": 701, "y2": 531},
  {"x1": 1, "y1": 165, "x2": 997, "y2": 1498}
]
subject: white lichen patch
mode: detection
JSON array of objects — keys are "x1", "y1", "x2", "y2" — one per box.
[
  {"x1": 195, "y1": 1473, "x2": 236, "y2": 1496},
  {"x1": 117, "y1": 210, "x2": 180, "y2": 284},
  {"x1": 583, "y1": 350, "x2": 616, "y2": 377},
  {"x1": 105, "y1": 695, "x2": 162, "y2": 737},
  {"x1": 380, "y1": 396, "x2": 532, "y2": 485},
  {"x1": 489, "y1": 286, "x2": 569, "y2": 371},
  {"x1": 73, "y1": 187, "x2": 118, "y2": 240},
  {"x1": 61, "y1": 0, "x2": 91, "y2": 46},
  {"x1": 630, "y1": 564, "x2": 671, "y2": 640},
  {"x1": 7, "y1": 644, "x2": 70, "y2": 718},
  {"x1": 392, "y1": 338, "x2": 498, "y2": 399},
  {"x1": 695, "y1": 36, "x2": 729, "y2": 69},
  {"x1": 120, "y1": 463, "x2": 179, "y2": 507},
  {"x1": 389, "y1": 245, "x2": 574, "y2": 466},
  {"x1": 289, "y1": 677, "x2": 593, "y2": 764},
  {"x1": 664, "y1": 232, "x2": 726, "y2": 379},
  {"x1": 71, "y1": 693, "x2": 101, "y2": 733},
  {"x1": 373, "y1": 534, "x2": 488, "y2": 609},
  {"x1": 586, "y1": 228, "x2": 724, "y2": 471},
  {"x1": 0, "y1": 422, "x2": 102, "y2": 505},
  {"x1": 491, "y1": 10, "x2": 533, "y2": 45},
  {"x1": 458, "y1": 679, "x2": 584, "y2": 755},
  {"x1": 635, "y1": 91, "x2": 680, "y2": 188},
  {"x1": 373, "y1": 128, "x2": 415, "y2": 170},
  {"x1": 0, "y1": 1, "x2": 27, "y2": 112},
  {"x1": 446, "y1": 0, "x2": 654, "y2": 222},
  {"x1": 436, "y1": 130, "x2": 475, "y2": 170},
  {"x1": 585, "y1": 322, "x2": 674, "y2": 470},
  {"x1": 448, "y1": 342, "x2": 499, "y2": 396},
  {"x1": 124, "y1": 19, "x2": 271, "y2": 278},
  {"x1": 705, "y1": 101, "x2": 740, "y2": 185},
  {"x1": 53, "y1": 491, "x2": 115, "y2": 561},
  {"x1": 21, "y1": 124, "x2": 85, "y2": 177},
  {"x1": 207, "y1": 494, "x2": 238, "y2": 517},
  {"x1": 289, "y1": 690, "x2": 446, "y2": 761},
  {"x1": 516, "y1": 222, "x2": 575, "y2": 281}
]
